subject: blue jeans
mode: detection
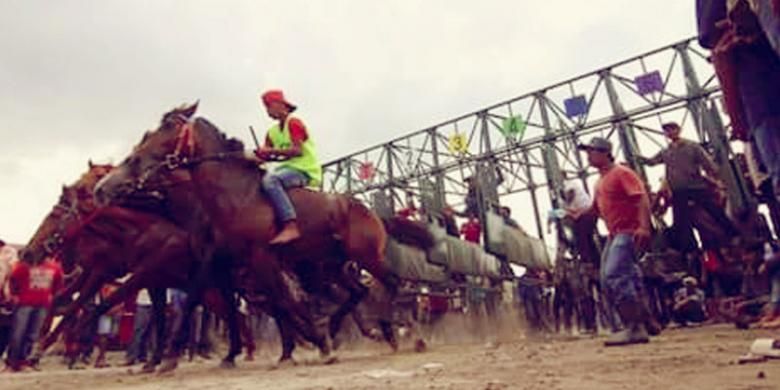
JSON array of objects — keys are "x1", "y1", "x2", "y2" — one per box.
[
  {"x1": 7, "y1": 306, "x2": 47, "y2": 366},
  {"x1": 753, "y1": 118, "x2": 780, "y2": 201},
  {"x1": 261, "y1": 168, "x2": 308, "y2": 222},
  {"x1": 600, "y1": 234, "x2": 644, "y2": 306},
  {"x1": 126, "y1": 304, "x2": 153, "y2": 362},
  {"x1": 756, "y1": 0, "x2": 780, "y2": 58}
]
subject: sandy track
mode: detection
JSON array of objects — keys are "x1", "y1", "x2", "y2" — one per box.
[{"x1": 3, "y1": 324, "x2": 780, "y2": 390}]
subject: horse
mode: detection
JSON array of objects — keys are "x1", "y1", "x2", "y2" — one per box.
[
  {"x1": 95, "y1": 103, "x2": 398, "y2": 369},
  {"x1": 22, "y1": 161, "x2": 249, "y2": 372}
]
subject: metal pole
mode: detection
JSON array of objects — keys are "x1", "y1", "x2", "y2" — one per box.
[
  {"x1": 677, "y1": 43, "x2": 754, "y2": 213},
  {"x1": 523, "y1": 149, "x2": 545, "y2": 241},
  {"x1": 602, "y1": 69, "x2": 646, "y2": 181}
]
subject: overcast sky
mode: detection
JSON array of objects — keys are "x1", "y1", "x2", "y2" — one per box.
[{"x1": 0, "y1": 0, "x2": 697, "y2": 244}]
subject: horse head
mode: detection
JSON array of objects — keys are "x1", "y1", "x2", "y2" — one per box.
[
  {"x1": 95, "y1": 101, "x2": 246, "y2": 206},
  {"x1": 22, "y1": 161, "x2": 114, "y2": 265}
]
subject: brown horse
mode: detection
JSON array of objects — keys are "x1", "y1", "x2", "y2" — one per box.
[
  {"x1": 22, "y1": 162, "x2": 250, "y2": 371},
  {"x1": 95, "y1": 103, "x2": 397, "y2": 367}
]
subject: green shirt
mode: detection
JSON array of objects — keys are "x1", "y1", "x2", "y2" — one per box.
[{"x1": 267, "y1": 116, "x2": 322, "y2": 187}]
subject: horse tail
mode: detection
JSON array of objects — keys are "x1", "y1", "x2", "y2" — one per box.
[{"x1": 381, "y1": 216, "x2": 435, "y2": 250}]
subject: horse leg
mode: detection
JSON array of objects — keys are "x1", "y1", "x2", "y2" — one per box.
[
  {"x1": 327, "y1": 264, "x2": 368, "y2": 340},
  {"x1": 40, "y1": 270, "x2": 105, "y2": 351},
  {"x1": 237, "y1": 312, "x2": 255, "y2": 361},
  {"x1": 215, "y1": 274, "x2": 241, "y2": 368},
  {"x1": 273, "y1": 314, "x2": 297, "y2": 366},
  {"x1": 73, "y1": 269, "x2": 150, "y2": 333},
  {"x1": 53, "y1": 269, "x2": 88, "y2": 308},
  {"x1": 252, "y1": 247, "x2": 334, "y2": 363}
]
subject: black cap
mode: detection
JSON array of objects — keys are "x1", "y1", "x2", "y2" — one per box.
[
  {"x1": 661, "y1": 122, "x2": 681, "y2": 132},
  {"x1": 577, "y1": 137, "x2": 613, "y2": 153}
]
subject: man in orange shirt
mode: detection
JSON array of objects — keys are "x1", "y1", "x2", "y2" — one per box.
[
  {"x1": 579, "y1": 137, "x2": 652, "y2": 347},
  {"x1": 5, "y1": 256, "x2": 62, "y2": 371}
]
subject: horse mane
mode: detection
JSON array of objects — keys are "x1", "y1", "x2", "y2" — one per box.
[{"x1": 193, "y1": 117, "x2": 246, "y2": 152}]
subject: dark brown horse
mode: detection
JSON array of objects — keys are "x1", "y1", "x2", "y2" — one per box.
[
  {"x1": 95, "y1": 103, "x2": 398, "y2": 367},
  {"x1": 22, "y1": 162, "x2": 249, "y2": 371}
]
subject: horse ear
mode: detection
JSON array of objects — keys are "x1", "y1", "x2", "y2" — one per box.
[
  {"x1": 88, "y1": 159, "x2": 94, "y2": 169},
  {"x1": 183, "y1": 100, "x2": 199, "y2": 118}
]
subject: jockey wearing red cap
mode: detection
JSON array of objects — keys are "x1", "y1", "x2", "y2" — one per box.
[{"x1": 255, "y1": 90, "x2": 322, "y2": 245}]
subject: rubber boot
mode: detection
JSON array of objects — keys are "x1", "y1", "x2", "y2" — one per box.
[{"x1": 604, "y1": 302, "x2": 649, "y2": 347}]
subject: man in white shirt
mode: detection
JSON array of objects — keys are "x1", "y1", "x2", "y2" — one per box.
[{"x1": 561, "y1": 179, "x2": 600, "y2": 266}]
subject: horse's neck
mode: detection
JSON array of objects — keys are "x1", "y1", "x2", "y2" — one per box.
[{"x1": 186, "y1": 156, "x2": 266, "y2": 214}]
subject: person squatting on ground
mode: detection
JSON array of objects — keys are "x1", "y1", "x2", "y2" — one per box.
[
  {"x1": 578, "y1": 137, "x2": 654, "y2": 347},
  {"x1": 672, "y1": 276, "x2": 708, "y2": 326},
  {"x1": 5, "y1": 256, "x2": 62, "y2": 371},
  {"x1": 255, "y1": 89, "x2": 323, "y2": 245}
]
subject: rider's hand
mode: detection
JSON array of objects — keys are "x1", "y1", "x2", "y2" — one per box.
[{"x1": 254, "y1": 148, "x2": 273, "y2": 161}]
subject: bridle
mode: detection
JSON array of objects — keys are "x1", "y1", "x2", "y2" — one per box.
[
  {"x1": 130, "y1": 116, "x2": 246, "y2": 193},
  {"x1": 41, "y1": 188, "x2": 100, "y2": 257}
]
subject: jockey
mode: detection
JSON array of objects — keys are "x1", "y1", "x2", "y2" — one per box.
[{"x1": 255, "y1": 90, "x2": 322, "y2": 245}]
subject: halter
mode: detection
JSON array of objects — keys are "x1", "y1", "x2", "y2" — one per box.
[
  {"x1": 42, "y1": 190, "x2": 101, "y2": 257},
  {"x1": 133, "y1": 118, "x2": 244, "y2": 192}
]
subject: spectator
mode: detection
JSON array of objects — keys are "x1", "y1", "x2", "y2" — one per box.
[
  {"x1": 441, "y1": 207, "x2": 460, "y2": 237},
  {"x1": 124, "y1": 288, "x2": 154, "y2": 366},
  {"x1": 0, "y1": 239, "x2": 17, "y2": 360},
  {"x1": 672, "y1": 276, "x2": 708, "y2": 326},
  {"x1": 460, "y1": 217, "x2": 481, "y2": 244},
  {"x1": 578, "y1": 137, "x2": 653, "y2": 347},
  {"x1": 459, "y1": 176, "x2": 480, "y2": 219},
  {"x1": 6, "y1": 256, "x2": 62, "y2": 371},
  {"x1": 500, "y1": 206, "x2": 520, "y2": 229},
  {"x1": 94, "y1": 282, "x2": 121, "y2": 368},
  {"x1": 759, "y1": 242, "x2": 780, "y2": 328},
  {"x1": 396, "y1": 191, "x2": 419, "y2": 221},
  {"x1": 697, "y1": 0, "x2": 780, "y2": 202},
  {"x1": 561, "y1": 177, "x2": 600, "y2": 266},
  {"x1": 639, "y1": 122, "x2": 740, "y2": 253},
  {"x1": 167, "y1": 288, "x2": 188, "y2": 341}
]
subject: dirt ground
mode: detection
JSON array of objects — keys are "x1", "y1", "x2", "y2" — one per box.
[{"x1": 3, "y1": 322, "x2": 780, "y2": 390}]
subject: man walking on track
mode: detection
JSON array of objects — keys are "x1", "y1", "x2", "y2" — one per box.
[{"x1": 579, "y1": 137, "x2": 653, "y2": 347}]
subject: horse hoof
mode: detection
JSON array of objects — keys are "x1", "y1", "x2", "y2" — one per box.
[
  {"x1": 219, "y1": 360, "x2": 236, "y2": 369},
  {"x1": 157, "y1": 359, "x2": 178, "y2": 374},
  {"x1": 320, "y1": 354, "x2": 338, "y2": 365},
  {"x1": 140, "y1": 364, "x2": 156, "y2": 374},
  {"x1": 414, "y1": 339, "x2": 427, "y2": 353},
  {"x1": 270, "y1": 358, "x2": 297, "y2": 370},
  {"x1": 244, "y1": 355, "x2": 255, "y2": 362}
]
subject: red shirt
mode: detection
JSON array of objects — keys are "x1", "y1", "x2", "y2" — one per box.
[
  {"x1": 10, "y1": 260, "x2": 63, "y2": 307},
  {"x1": 264, "y1": 117, "x2": 308, "y2": 147},
  {"x1": 396, "y1": 206, "x2": 417, "y2": 220},
  {"x1": 593, "y1": 164, "x2": 646, "y2": 236},
  {"x1": 461, "y1": 219, "x2": 482, "y2": 243}
]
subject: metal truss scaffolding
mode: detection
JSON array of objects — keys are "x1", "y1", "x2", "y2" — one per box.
[{"x1": 321, "y1": 37, "x2": 751, "y2": 244}]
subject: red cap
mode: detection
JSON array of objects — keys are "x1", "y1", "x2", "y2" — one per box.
[{"x1": 261, "y1": 89, "x2": 297, "y2": 112}]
